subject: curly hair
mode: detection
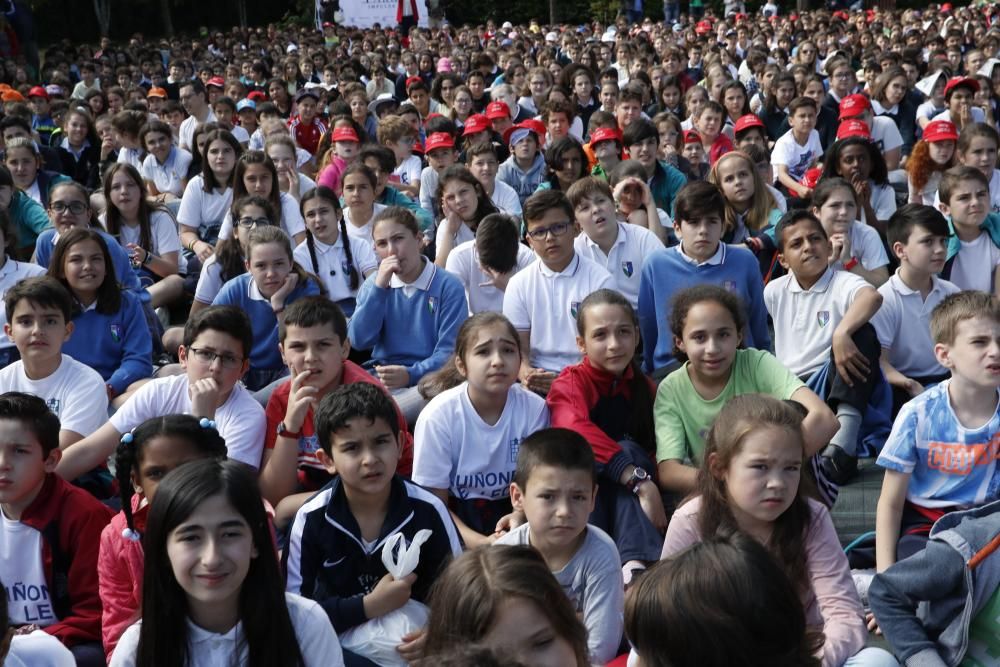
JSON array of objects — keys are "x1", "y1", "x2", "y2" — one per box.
[{"x1": 906, "y1": 139, "x2": 955, "y2": 196}]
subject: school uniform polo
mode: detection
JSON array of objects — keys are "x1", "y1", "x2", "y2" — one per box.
[
  {"x1": 292, "y1": 234, "x2": 377, "y2": 312},
  {"x1": 871, "y1": 272, "x2": 961, "y2": 378},
  {"x1": 574, "y1": 222, "x2": 662, "y2": 309},
  {"x1": 176, "y1": 176, "x2": 232, "y2": 236},
  {"x1": 434, "y1": 219, "x2": 475, "y2": 255},
  {"x1": 445, "y1": 240, "x2": 535, "y2": 315},
  {"x1": 503, "y1": 253, "x2": 612, "y2": 373},
  {"x1": 343, "y1": 203, "x2": 387, "y2": 244},
  {"x1": 0, "y1": 257, "x2": 46, "y2": 354},
  {"x1": 764, "y1": 266, "x2": 872, "y2": 378},
  {"x1": 846, "y1": 220, "x2": 889, "y2": 270},
  {"x1": 490, "y1": 180, "x2": 522, "y2": 217},
  {"x1": 140, "y1": 147, "x2": 193, "y2": 198}
]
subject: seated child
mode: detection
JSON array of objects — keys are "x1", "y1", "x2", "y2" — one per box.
[
  {"x1": 465, "y1": 143, "x2": 522, "y2": 218},
  {"x1": 0, "y1": 392, "x2": 112, "y2": 665},
  {"x1": 379, "y1": 115, "x2": 421, "y2": 200},
  {"x1": 418, "y1": 132, "x2": 459, "y2": 220},
  {"x1": 360, "y1": 145, "x2": 435, "y2": 234},
  {"x1": 771, "y1": 96, "x2": 823, "y2": 199},
  {"x1": 938, "y1": 166, "x2": 1000, "y2": 293},
  {"x1": 809, "y1": 178, "x2": 890, "y2": 287},
  {"x1": 620, "y1": 118, "x2": 687, "y2": 214},
  {"x1": 0, "y1": 209, "x2": 47, "y2": 368},
  {"x1": 875, "y1": 291, "x2": 1000, "y2": 573},
  {"x1": 284, "y1": 383, "x2": 462, "y2": 664},
  {"x1": 610, "y1": 160, "x2": 673, "y2": 245},
  {"x1": 496, "y1": 122, "x2": 547, "y2": 208},
  {"x1": 589, "y1": 126, "x2": 622, "y2": 181},
  {"x1": 496, "y1": 428, "x2": 624, "y2": 665}
]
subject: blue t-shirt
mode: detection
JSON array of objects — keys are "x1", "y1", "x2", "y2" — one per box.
[{"x1": 877, "y1": 381, "x2": 1000, "y2": 509}]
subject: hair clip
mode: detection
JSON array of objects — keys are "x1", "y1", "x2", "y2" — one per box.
[
  {"x1": 120, "y1": 432, "x2": 134, "y2": 445},
  {"x1": 121, "y1": 528, "x2": 141, "y2": 542},
  {"x1": 199, "y1": 418, "x2": 218, "y2": 430}
]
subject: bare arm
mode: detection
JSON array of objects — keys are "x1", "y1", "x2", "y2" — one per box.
[
  {"x1": 55, "y1": 421, "x2": 121, "y2": 482},
  {"x1": 429, "y1": 488, "x2": 494, "y2": 548},
  {"x1": 789, "y1": 386, "x2": 839, "y2": 457},
  {"x1": 657, "y1": 459, "x2": 698, "y2": 495},
  {"x1": 875, "y1": 469, "x2": 911, "y2": 572}
]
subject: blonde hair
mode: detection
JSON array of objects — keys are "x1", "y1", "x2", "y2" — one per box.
[
  {"x1": 930, "y1": 290, "x2": 1000, "y2": 346},
  {"x1": 709, "y1": 151, "x2": 777, "y2": 233}
]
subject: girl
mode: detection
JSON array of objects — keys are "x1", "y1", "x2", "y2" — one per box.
[
  {"x1": 295, "y1": 186, "x2": 377, "y2": 317},
  {"x1": 955, "y1": 122, "x2": 1000, "y2": 214},
  {"x1": 520, "y1": 68, "x2": 552, "y2": 117},
  {"x1": 413, "y1": 313, "x2": 549, "y2": 548},
  {"x1": 434, "y1": 165, "x2": 498, "y2": 267},
  {"x1": 212, "y1": 225, "x2": 322, "y2": 392},
  {"x1": 0, "y1": 207, "x2": 45, "y2": 367},
  {"x1": 0, "y1": 162, "x2": 53, "y2": 261},
  {"x1": 421, "y1": 546, "x2": 589, "y2": 667},
  {"x1": 185, "y1": 122, "x2": 219, "y2": 182},
  {"x1": 3, "y1": 136, "x2": 69, "y2": 209},
  {"x1": 267, "y1": 77, "x2": 293, "y2": 118},
  {"x1": 906, "y1": 119, "x2": 958, "y2": 205},
  {"x1": 108, "y1": 459, "x2": 344, "y2": 667},
  {"x1": 315, "y1": 124, "x2": 361, "y2": 196},
  {"x1": 98, "y1": 416, "x2": 228, "y2": 661},
  {"x1": 682, "y1": 85, "x2": 708, "y2": 131},
  {"x1": 112, "y1": 110, "x2": 147, "y2": 171},
  {"x1": 177, "y1": 129, "x2": 242, "y2": 264},
  {"x1": 810, "y1": 178, "x2": 889, "y2": 286},
  {"x1": 139, "y1": 120, "x2": 192, "y2": 202},
  {"x1": 820, "y1": 135, "x2": 895, "y2": 234},
  {"x1": 217, "y1": 151, "x2": 306, "y2": 245},
  {"x1": 760, "y1": 72, "x2": 795, "y2": 142},
  {"x1": 102, "y1": 163, "x2": 185, "y2": 308},
  {"x1": 720, "y1": 80, "x2": 750, "y2": 130},
  {"x1": 661, "y1": 395, "x2": 897, "y2": 667},
  {"x1": 654, "y1": 75, "x2": 684, "y2": 118},
  {"x1": 56, "y1": 107, "x2": 102, "y2": 189},
  {"x1": 871, "y1": 67, "x2": 917, "y2": 162},
  {"x1": 449, "y1": 86, "x2": 474, "y2": 127},
  {"x1": 536, "y1": 137, "x2": 588, "y2": 194},
  {"x1": 48, "y1": 227, "x2": 152, "y2": 404},
  {"x1": 347, "y1": 206, "x2": 468, "y2": 425},
  {"x1": 266, "y1": 135, "x2": 316, "y2": 202},
  {"x1": 341, "y1": 163, "x2": 385, "y2": 243},
  {"x1": 85, "y1": 88, "x2": 106, "y2": 117},
  {"x1": 654, "y1": 285, "x2": 838, "y2": 497}
]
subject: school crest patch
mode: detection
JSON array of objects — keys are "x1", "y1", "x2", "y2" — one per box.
[
  {"x1": 110, "y1": 324, "x2": 122, "y2": 343},
  {"x1": 570, "y1": 301, "x2": 581, "y2": 319},
  {"x1": 723, "y1": 280, "x2": 737, "y2": 292},
  {"x1": 622, "y1": 261, "x2": 634, "y2": 277},
  {"x1": 427, "y1": 296, "x2": 437, "y2": 314},
  {"x1": 817, "y1": 311, "x2": 831, "y2": 328}
]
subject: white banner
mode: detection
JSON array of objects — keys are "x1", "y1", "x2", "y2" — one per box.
[{"x1": 316, "y1": 0, "x2": 429, "y2": 29}]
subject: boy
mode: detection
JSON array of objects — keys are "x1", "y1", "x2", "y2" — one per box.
[
  {"x1": 160, "y1": 100, "x2": 185, "y2": 142},
  {"x1": 543, "y1": 100, "x2": 574, "y2": 144},
  {"x1": 70, "y1": 63, "x2": 99, "y2": 101},
  {"x1": 621, "y1": 118, "x2": 688, "y2": 215},
  {"x1": 938, "y1": 166, "x2": 1000, "y2": 294},
  {"x1": 485, "y1": 100, "x2": 513, "y2": 139},
  {"x1": 568, "y1": 177, "x2": 661, "y2": 309},
  {"x1": 55, "y1": 306, "x2": 266, "y2": 481},
  {"x1": 733, "y1": 113, "x2": 768, "y2": 152},
  {"x1": 378, "y1": 115, "x2": 421, "y2": 199},
  {"x1": 871, "y1": 205, "x2": 961, "y2": 416},
  {"x1": 145, "y1": 86, "x2": 167, "y2": 117},
  {"x1": 692, "y1": 101, "x2": 733, "y2": 166},
  {"x1": 360, "y1": 145, "x2": 434, "y2": 233},
  {"x1": 680, "y1": 129, "x2": 709, "y2": 179},
  {"x1": 284, "y1": 383, "x2": 461, "y2": 663},
  {"x1": 638, "y1": 182, "x2": 770, "y2": 378},
  {"x1": 765, "y1": 211, "x2": 884, "y2": 487},
  {"x1": 503, "y1": 190, "x2": 611, "y2": 394},
  {"x1": 445, "y1": 212, "x2": 534, "y2": 315},
  {"x1": 466, "y1": 143, "x2": 521, "y2": 217},
  {"x1": 288, "y1": 88, "x2": 327, "y2": 157},
  {"x1": 496, "y1": 122, "x2": 547, "y2": 208},
  {"x1": 236, "y1": 98, "x2": 258, "y2": 136},
  {"x1": 771, "y1": 96, "x2": 823, "y2": 199},
  {"x1": 0, "y1": 278, "x2": 107, "y2": 450},
  {"x1": 589, "y1": 126, "x2": 622, "y2": 181},
  {"x1": 497, "y1": 428, "x2": 623, "y2": 665},
  {"x1": 27, "y1": 87, "x2": 56, "y2": 147},
  {"x1": 875, "y1": 291, "x2": 1000, "y2": 573},
  {"x1": 418, "y1": 132, "x2": 458, "y2": 220},
  {"x1": 260, "y1": 298, "x2": 412, "y2": 516},
  {"x1": 0, "y1": 392, "x2": 111, "y2": 661}
]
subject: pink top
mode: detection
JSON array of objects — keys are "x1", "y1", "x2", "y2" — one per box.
[
  {"x1": 661, "y1": 496, "x2": 866, "y2": 667},
  {"x1": 317, "y1": 155, "x2": 348, "y2": 196},
  {"x1": 97, "y1": 496, "x2": 147, "y2": 661}
]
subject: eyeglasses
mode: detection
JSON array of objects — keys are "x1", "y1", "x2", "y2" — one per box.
[
  {"x1": 187, "y1": 347, "x2": 243, "y2": 369},
  {"x1": 237, "y1": 216, "x2": 270, "y2": 229},
  {"x1": 50, "y1": 201, "x2": 87, "y2": 215},
  {"x1": 526, "y1": 221, "x2": 572, "y2": 240}
]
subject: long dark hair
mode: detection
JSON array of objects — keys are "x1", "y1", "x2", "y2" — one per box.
[
  {"x1": 136, "y1": 459, "x2": 306, "y2": 667},
  {"x1": 300, "y1": 186, "x2": 359, "y2": 291},
  {"x1": 233, "y1": 151, "x2": 283, "y2": 226},
  {"x1": 543, "y1": 136, "x2": 588, "y2": 190},
  {"x1": 821, "y1": 136, "x2": 889, "y2": 186},
  {"x1": 48, "y1": 227, "x2": 121, "y2": 315},
  {"x1": 418, "y1": 312, "x2": 520, "y2": 400},
  {"x1": 200, "y1": 129, "x2": 243, "y2": 192},
  {"x1": 435, "y1": 165, "x2": 497, "y2": 234},
  {"x1": 103, "y1": 162, "x2": 166, "y2": 253}
]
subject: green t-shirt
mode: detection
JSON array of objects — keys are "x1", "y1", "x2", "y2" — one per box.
[
  {"x1": 654, "y1": 348, "x2": 804, "y2": 464},
  {"x1": 962, "y1": 586, "x2": 1000, "y2": 667}
]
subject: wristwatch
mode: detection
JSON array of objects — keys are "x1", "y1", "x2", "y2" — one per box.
[
  {"x1": 276, "y1": 421, "x2": 303, "y2": 439},
  {"x1": 626, "y1": 467, "x2": 651, "y2": 495}
]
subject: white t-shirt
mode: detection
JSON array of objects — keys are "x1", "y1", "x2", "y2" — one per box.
[
  {"x1": 178, "y1": 108, "x2": 218, "y2": 153},
  {"x1": 435, "y1": 220, "x2": 476, "y2": 260},
  {"x1": 933, "y1": 106, "x2": 987, "y2": 126},
  {"x1": 949, "y1": 230, "x2": 1000, "y2": 293},
  {"x1": 109, "y1": 374, "x2": 266, "y2": 469},
  {"x1": 418, "y1": 165, "x2": 440, "y2": 217},
  {"x1": 503, "y1": 253, "x2": 613, "y2": 372},
  {"x1": 869, "y1": 115, "x2": 903, "y2": 155},
  {"x1": 991, "y1": 169, "x2": 1000, "y2": 214},
  {"x1": 293, "y1": 234, "x2": 377, "y2": 304},
  {"x1": 176, "y1": 177, "x2": 232, "y2": 233},
  {"x1": 445, "y1": 240, "x2": 535, "y2": 315},
  {"x1": 490, "y1": 180, "x2": 523, "y2": 217},
  {"x1": 770, "y1": 129, "x2": 823, "y2": 182},
  {"x1": 413, "y1": 382, "x2": 549, "y2": 500},
  {"x1": 574, "y1": 222, "x2": 663, "y2": 309},
  {"x1": 193, "y1": 254, "x2": 227, "y2": 304},
  {"x1": 140, "y1": 147, "x2": 193, "y2": 198},
  {"x1": 0, "y1": 515, "x2": 54, "y2": 627},
  {"x1": 391, "y1": 155, "x2": 422, "y2": 188},
  {"x1": 110, "y1": 592, "x2": 344, "y2": 667},
  {"x1": 217, "y1": 192, "x2": 306, "y2": 241},
  {"x1": 0, "y1": 355, "x2": 108, "y2": 436},
  {"x1": 343, "y1": 203, "x2": 387, "y2": 244},
  {"x1": 116, "y1": 147, "x2": 144, "y2": 171},
  {"x1": 0, "y1": 258, "x2": 46, "y2": 352},
  {"x1": 100, "y1": 210, "x2": 183, "y2": 257},
  {"x1": 859, "y1": 183, "x2": 897, "y2": 227},
  {"x1": 846, "y1": 220, "x2": 889, "y2": 270},
  {"x1": 4, "y1": 631, "x2": 75, "y2": 667}
]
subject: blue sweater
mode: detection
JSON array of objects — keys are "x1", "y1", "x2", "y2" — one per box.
[
  {"x1": 35, "y1": 228, "x2": 144, "y2": 296},
  {"x1": 62, "y1": 289, "x2": 152, "y2": 394},
  {"x1": 213, "y1": 273, "x2": 321, "y2": 371},
  {"x1": 348, "y1": 263, "x2": 468, "y2": 385},
  {"x1": 638, "y1": 244, "x2": 771, "y2": 374}
]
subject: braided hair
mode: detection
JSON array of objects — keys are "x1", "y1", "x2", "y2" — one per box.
[{"x1": 300, "y1": 186, "x2": 359, "y2": 291}]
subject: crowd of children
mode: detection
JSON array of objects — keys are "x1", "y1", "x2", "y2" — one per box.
[{"x1": 2, "y1": 3, "x2": 1000, "y2": 666}]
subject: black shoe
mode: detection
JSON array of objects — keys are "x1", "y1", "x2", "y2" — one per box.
[{"x1": 818, "y1": 445, "x2": 858, "y2": 486}]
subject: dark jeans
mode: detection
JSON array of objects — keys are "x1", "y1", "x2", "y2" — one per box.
[
  {"x1": 70, "y1": 641, "x2": 105, "y2": 667},
  {"x1": 890, "y1": 373, "x2": 948, "y2": 419},
  {"x1": 822, "y1": 323, "x2": 881, "y2": 414},
  {"x1": 590, "y1": 440, "x2": 663, "y2": 563}
]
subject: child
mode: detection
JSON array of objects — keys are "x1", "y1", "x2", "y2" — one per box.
[
  {"x1": 875, "y1": 291, "x2": 1000, "y2": 572},
  {"x1": 497, "y1": 428, "x2": 624, "y2": 664},
  {"x1": 418, "y1": 132, "x2": 459, "y2": 220},
  {"x1": 216, "y1": 151, "x2": 306, "y2": 245},
  {"x1": 692, "y1": 101, "x2": 734, "y2": 166},
  {"x1": 414, "y1": 313, "x2": 548, "y2": 547},
  {"x1": 98, "y1": 415, "x2": 228, "y2": 661},
  {"x1": 589, "y1": 126, "x2": 622, "y2": 181},
  {"x1": 359, "y1": 145, "x2": 435, "y2": 234},
  {"x1": 55, "y1": 306, "x2": 266, "y2": 481},
  {"x1": 621, "y1": 118, "x2": 688, "y2": 214},
  {"x1": 260, "y1": 297, "x2": 412, "y2": 513},
  {"x1": 316, "y1": 126, "x2": 361, "y2": 197},
  {"x1": 0, "y1": 392, "x2": 112, "y2": 664},
  {"x1": 138, "y1": 120, "x2": 191, "y2": 202},
  {"x1": 638, "y1": 181, "x2": 771, "y2": 378},
  {"x1": 434, "y1": 165, "x2": 498, "y2": 267},
  {"x1": 906, "y1": 119, "x2": 958, "y2": 205},
  {"x1": 872, "y1": 204, "x2": 960, "y2": 417},
  {"x1": 266, "y1": 134, "x2": 316, "y2": 202},
  {"x1": 662, "y1": 394, "x2": 896, "y2": 667},
  {"x1": 681, "y1": 129, "x2": 709, "y2": 178},
  {"x1": 420, "y1": 545, "x2": 589, "y2": 667},
  {"x1": 284, "y1": 383, "x2": 461, "y2": 664},
  {"x1": 0, "y1": 208, "x2": 45, "y2": 366},
  {"x1": 295, "y1": 186, "x2": 377, "y2": 317},
  {"x1": 110, "y1": 459, "x2": 344, "y2": 666},
  {"x1": 465, "y1": 143, "x2": 521, "y2": 217},
  {"x1": 503, "y1": 190, "x2": 611, "y2": 395},
  {"x1": 496, "y1": 122, "x2": 547, "y2": 207},
  {"x1": 771, "y1": 96, "x2": 823, "y2": 198},
  {"x1": 0, "y1": 277, "x2": 108, "y2": 449},
  {"x1": 938, "y1": 166, "x2": 1000, "y2": 293},
  {"x1": 733, "y1": 114, "x2": 768, "y2": 151},
  {"x1": 820, "y1": 131, "x2": 896, "y2": 234},
  {"x1": 955, "y1": 122, "x2": 1000, "y2": 214},
  {"x1": 212, "y1": 225, "x2": 323, "y2": 392},
  {"x1": 55, "y1": 108, "x2": 101, "y2": 190},
  {"x1": 177, "y1": 129, "x2": 242, "y2": 263},
  {"x1": 348, "y1": 207, "x2": 468, "y2": 424},
  {"x1": 765, "y1": 210, "x2": 885, "y2": 487},
  {"x1": 287, "y1": 88, "x2": 327, "y2": 157},
  {"x1": 379, "y1": 115, "x2": 421, "y2": 199},
  {"x1": 568, "y1": 177, "x2": 661, "y2": 309},
  {"x1": 810, "y1": 178, "x2": 890, "y2": 287},
  {"x1": 110, "y1": 110, "x2": 145, "y2": 171},
  {"x1": 341, "y1": 164, "x2": 386, "y2": 243}
]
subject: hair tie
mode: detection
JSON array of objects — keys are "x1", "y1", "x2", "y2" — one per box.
[
  {"x1": 120, "y1": 432, "x2": 134, "y2": 445},
  {"x1": 199, "y1": 418, "x2": 217, "y2": 430},
  {"x1": 121, "y1": 528, "x2": 141, "y2": 542}
]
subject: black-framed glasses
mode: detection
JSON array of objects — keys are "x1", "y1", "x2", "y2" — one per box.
[
  {"x1": 526, "y1": 221, "x2": 572, "y2": 240},
  {"x1": 50, "y1": 201, "x2": 88, "y2": 215},
  {"x1": 237, "y1": 216, "x2": 270, "y2": 229},
  {"x1": 188, "y1": 347, "x2": 243, "y2": 369}
]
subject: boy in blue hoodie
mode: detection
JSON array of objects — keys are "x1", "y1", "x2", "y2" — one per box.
[{"x1": 496, "y1": 122, "x2": 547, "y2": 208}]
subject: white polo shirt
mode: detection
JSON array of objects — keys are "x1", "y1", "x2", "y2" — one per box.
[
  {"x1": 343, "y1": 203, "x2": 387, "y2": 244},
  {"x1": 435, "y1": 219, "x2": 476, "y2": 260},
  {"x1": 871, "y1": 271, "x2": 960, "y2": 378},
  {"x1": 178, "y1": 108, "x2": 217, "y2": 153},
  {"x1": 503, "y1": 252, "x2": 612, "y2": 373},
  {"x1": 0, "y1": 257, "x2": 46, "y2": 352},
  {"x1": 293, "y1": 234, "x2": 378, "y2": 304},
  {"x1": 445, "y1": 240, "x2": 535, "y2": 314},
  {"x1": 140, "y1": 147, "x2": 193, "y2": 198},
  {"x1": 869, "y1": 115, "x2": 903, "y2": 155},
  {"x1": 846, "y1": 220, "x2": 889, "y2": 271},
  {"x1": 859, "y1": 183, "x2": 898, "y2": 227},
  {"x1": 491, "y1": 180, "x2": 523, "y2": 217},
  {"x1": 574, "y1": 222, "x2": 662, "y2": 309},
  {"x1": 763, "y1": 266, "x2": 872, "y2": 378}
]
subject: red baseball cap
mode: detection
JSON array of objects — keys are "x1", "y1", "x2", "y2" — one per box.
[
  {"x1": 331, "y1": 127, "x2": 360, "y2": 143},
  {"x1": 836, "y1": 119, "x2": 871, "y2": 141},
  {"x1": 838, "y1": 94, "x2": 871, "y2": 120},
  {"x1": 922, "y1": 119, "x2": 959, "y2": 143},
  {"x1": 733, "y1": 114, "x2": 765, "y2": 134},
  {"x1": 425, "y1": 132, "x2": 455, "y2": 152},
  {"x1": 462, "y1": 114, "x2": 490, "y2": 136},
  {"x1": 695, "y1": 20, "x2": 712, "y2": 35},
  {"x1": 405, "y1": 75, "x2": 423, "y2": 90},
  {"x1": 682, "y1": 129, "x2": 702, "y2": 144},
  {"x1": 206, "y1": 76, "x2": 225, "y2": 89},
  {"x1": 247, "y1": 91, "x2": 267, "y2": 102},
  {"x1": 944, "y1": 76, "x2": 979, "y2": 99},
  {"x1": 486, "y1": 101, "x2": 511, "y2": 120},
  {"x1": 800, "y1": 167, "x2": 823, "y2": 189},
  {"x1": 27, "y1": 85, "x2": 47, "y2": 100},
  {"x1": 589, "y1": 127, "x2": 621, "y2": 146},
  {"x1": 941, "y1": 2, "x2": 953, "y2": 11}
]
